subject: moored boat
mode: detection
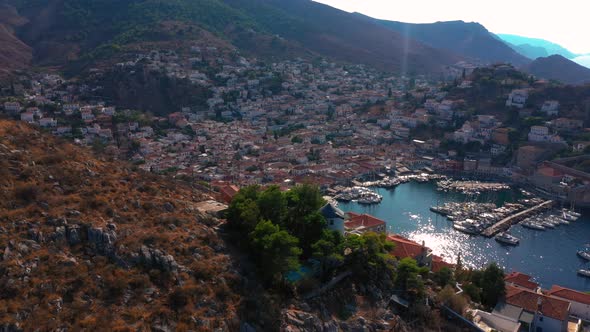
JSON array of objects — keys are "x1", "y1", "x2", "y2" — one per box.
[
  {"x1": 578, "y1": 269, "x2": 590, "y2": 278},
  {"x1": 495, "y1": 232, "x2": 520, "y2": 245},
  {"x1": 577, "y1": 250, "x2": 590, "y2": 261},
  {"x1": 521, "y1": 220, "x2": 545, "y2": 231},
  {"x1": 562, "y1": 211, "x2": 579, "y2": 222},
  {"x1": 453, "y1": 223, "x2": 479, "y2": 235},
  {"x1": 562, "y1": 209, "x2": 581, "y2": 218}
]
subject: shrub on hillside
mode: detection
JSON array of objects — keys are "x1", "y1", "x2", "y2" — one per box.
[{"x1": 14, "y1": 184, "x2": 39, "y2": 203}]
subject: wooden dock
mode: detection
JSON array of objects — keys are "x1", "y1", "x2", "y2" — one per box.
[{"x1": 481, "y1": 200, "x2": 554, "y2": 237}]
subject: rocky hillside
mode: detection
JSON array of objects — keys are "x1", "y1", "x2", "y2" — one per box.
[
  {"x1": 0, "y1": 119, "x2": 242, "y2": 330},
  {"x1": 0, "y1": 4, "x2": 31, "y2": 78},
  {"x1": 525, "y1": 54, "x2": 590, "y2": 85}
]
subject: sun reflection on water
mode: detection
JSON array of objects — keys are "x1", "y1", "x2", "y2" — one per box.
[{"x1": 339, "y1": 182, "x2": 590, "y2": 289}]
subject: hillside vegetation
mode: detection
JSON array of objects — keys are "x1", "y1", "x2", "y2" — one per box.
[
  {"x1": 6, "y1": 0, "x2": 458, "y2": 74},
  {"x1": 0, "y1": 119, "x2": 241, "y2": 330}
]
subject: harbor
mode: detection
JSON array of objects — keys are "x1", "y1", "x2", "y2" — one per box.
[
  {"x1": 480, "y1": 200, "x2": 554, "y2": 237},
  {"x1": 338, "y1": 181, "x2": 590, "y2": 290},
  {"x1": 333, "y1": 186, "x2": 383, "y2": 204},
  {"x1": 436, "y1": 179, "x2": 511, "y2": 195}
]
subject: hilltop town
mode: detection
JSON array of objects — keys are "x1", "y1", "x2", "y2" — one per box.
[{"x1": 2, "y1": 46, "x2": 590, "y2": 208}]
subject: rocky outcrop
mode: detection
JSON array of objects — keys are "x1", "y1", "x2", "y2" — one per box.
[
  {"x1": 0, "y1": 323, "x2": 23, "y2": 332},
  {"x1": 282, "y1": 310, "x2": 328, "y2": 332},
  {"x1": 163, "y1": 202, "x2": 175, "y2": 212},
  {"x1": 137, "y1": 245, "x2": 182, "y2": 273},
  {"x1": 87, "y1": 225, "x2": 117, "y2": 255},
  {"x1": 27, "y1": 228, "x2": 44, "y2": 243},
  {"x1": 66, "y1": 224, "x2": 81, "y2": 245},
  {"x1": 281, "y1": 308, "x2": 409, "y2": 332}
]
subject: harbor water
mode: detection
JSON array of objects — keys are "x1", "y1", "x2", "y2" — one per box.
[{"x1": 338, "y1": 181, "x2": 590, "y2": 291}]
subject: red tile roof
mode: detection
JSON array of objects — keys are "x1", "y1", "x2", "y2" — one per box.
[
  {"x1": 431, "y1": 255, "x2": 454, "y2": 273},
  {"x1": 505, "y1": 285, "x2": 570, "y2": 321},
  {"x1": 505, "y1": 272, "x2": 539, "y2": 290},
  {"x1": 386, "y1": 234, "x2": 426, "y2": 260},
  {"x1": 344, "y1": 213, "x2": 385, "y2": 230},
  {"x1": 219, "y1": 184, "x2": 239, "y2": 196},
  {"x1": 547, "y1": 285, "x2": 590, "y2": 305}
]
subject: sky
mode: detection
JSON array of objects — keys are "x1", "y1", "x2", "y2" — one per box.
[{"x1": 313, "y1": 0, "x2": 590, "y2": 55}]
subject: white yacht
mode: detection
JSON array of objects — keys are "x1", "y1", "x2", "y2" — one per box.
[
  {"x1": 521, "y1": 220, "x2": 545, "y2": 231},
  {"x1": 578, "y1": 269, "x2": 590, "y2": 278},
  {"x1": 577, "y1": 250, "x2": 590, "y2": 261},
  {"x1": 453, "y1": 222, "x2": 479, "y2": 235},
  {"x1": 563, "y1": 209, "x2": 581, "y2": 218},
  {"x1": 495, "y1": 232, "x2": 520, "y2": 245},
  {"x1": 562, "y1": 211, "x2": 579, "y2": 222}
]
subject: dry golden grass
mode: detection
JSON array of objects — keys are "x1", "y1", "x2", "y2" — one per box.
[{"x1": 0, "y1": 120, "x2": 240, "y2": 330}]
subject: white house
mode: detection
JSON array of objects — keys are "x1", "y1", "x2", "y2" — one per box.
[
  {"x1": 20, "y1": 111, "x2": 35, "y2": 123},
  {"x1": 490, "y1": 286, "x2": 571, "y2": 332},
  {"x1": 528, "y1": 126, "x2": 566, "y2": 145},
  {"x1": 547, "y1": 285, "x2": 590, "y2": 321},
  {"x1": 319, "y1": 201, "x2": 345, "y2": 234},
  {"x1": 3, "y1": 102, "x2": 22, "y2": 114},
  {"x1": 541, "y1": 100, "x2": 559, "y2": 116},
  {"x1": 528, "y1": 126, "x2": 550, "y2": 142},
  {"x1": 491, "y1": 144, "x2": 507, "y2": 156},
  {"x1": 81, "y1": 111, "x2": 95, "y2": 121},
  {"x1": 39, "y1": 118, "x2": 57, "y2": 127},
  {"x1": 506, "y1": 89, "x2": 528, "y2": 109}
]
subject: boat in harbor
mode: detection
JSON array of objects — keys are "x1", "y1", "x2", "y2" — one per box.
[
  {"x1": 562, "y1": 209, "x2": 581, "y2": 218},
  {"x1": 336, "y1": 186, "x2": 382, "y2": 205},
  {"x1": 495, "y1": 232, "x2": 520, "y2": 245},
  {"x1": 521, "y1": 220, "x2": 545, "y2": 230},
  {"x1": 453, "y1": 220, "x2": 481, "y2": 235},
  {"x1": 561, "y1": 211, "x2": 579, "y2": 222},
  {"x1": 453, "y1": 223, "x2": 479, "y2": 235},
  {"x1": 577, "y1": 250, "x2": 590, "y2": 261},
  {"x1": 578, "y1": 269, "x2": 590, "y2": 278},
  {"x1": 358, "y1": 196, "x2": 382, "y2": 204},
  {"x1": 429, "y1": 206, "x2": 449, "y2": 215}
]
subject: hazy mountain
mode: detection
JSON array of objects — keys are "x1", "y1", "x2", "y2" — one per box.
[
  {"x1": 524, "y1": 54, "x2": 590, "y2": 85},
  {"x1": 355, "y1": 15, "x2": 530, "y2": 66},
  {"x1": 510, "y1": 43, "x2": 549, "y2": 60},
  {"x1": 2, "y1": 0, "x2": 459, "y2": 75},
  {"x1": 497, "y1": 33, "x2": 578, "y2": 59}
]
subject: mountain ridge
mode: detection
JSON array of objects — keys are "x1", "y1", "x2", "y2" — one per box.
[
  {"x1": 524, "y1": 54, "x2": 590, "y2": 85},
  {"x1": 1, "y1": 0, "x2": 461, "y2": 76},
  {"x1": 497, "y1": 33, "x2": 578, "y2": 59},
  {"x1": 353, "y1": 14, "x2": 530, "y2": 66}
]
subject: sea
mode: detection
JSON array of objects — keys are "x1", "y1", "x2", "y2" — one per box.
[{"x1": 338, "y1": 181, "x2": 590, "y2": 291}]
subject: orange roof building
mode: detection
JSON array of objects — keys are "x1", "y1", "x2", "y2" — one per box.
[
  {"x1": 505, "y1": 285, "x2": 570, "y2": 324},
  {"x1": 505, "y1": 272, "x2": 540, "y2": 291},
  {"x1": 344, "y1": 212, "x2": 386, "y2": 234},
  {"x1": 386, "y1": 234, "x2": 454, "y2": 272},
  {"x1": 547, "y1": 285, "x2": 590, "y2": 321}
]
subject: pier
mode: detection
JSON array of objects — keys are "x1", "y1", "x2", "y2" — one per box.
[{"x1": 481, "y1": 200, "x2": 554, "y2": 237}]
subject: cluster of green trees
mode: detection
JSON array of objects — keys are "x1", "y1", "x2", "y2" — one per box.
[
  {"x1": 456, "y1": 262, "x2": 506, "y2": 308},
  {"x1": 228, "y1": 184, "x2": 507, "y2": 314},
  {"x1": 227, "y1": 184, "x2": 396, "y2": 286}
]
